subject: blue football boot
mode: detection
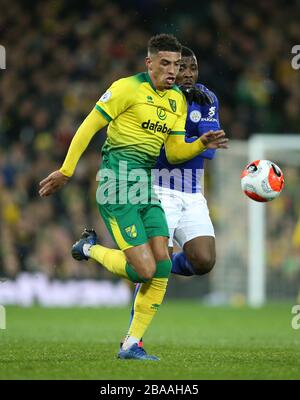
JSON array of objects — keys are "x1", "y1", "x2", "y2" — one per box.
[
  {"x1": 118, "y1": 343, "x2": 159, "y2": 361},
  {"x1": 71, "y1": 228, "x2": 98, "y2": 261}
]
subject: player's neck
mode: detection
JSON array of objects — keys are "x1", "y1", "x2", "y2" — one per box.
[{"x1": 147, "y1": 71, "x2": 166, "y2": 92}]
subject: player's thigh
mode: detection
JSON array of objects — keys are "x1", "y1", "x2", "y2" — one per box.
[
  {"x1": 140, "y1": 201, "x2": 170, "y2": 260},
  {"x1": 148, "y1": 236, "x2": 170, "y2": 262},
  {"x1": 153, "y1": 185, "x2": 182, "y2": 247},
  {"x1": 174, "y1": 191, "x2": 215, "y2": 248},
  {"x1": 97, "y1": 201, "x2": 149, "y2": 250},
  {"x1": 98, "y1": 202, "x2": 157, "y2": 277}
]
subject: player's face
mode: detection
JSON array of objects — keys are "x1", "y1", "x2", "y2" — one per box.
[
  {"x1": 176, "y1": 56, "x2": 198, "y2": 88},
  {"x1": 146, "y1": 51, "x2": 181, "y2": 90}
]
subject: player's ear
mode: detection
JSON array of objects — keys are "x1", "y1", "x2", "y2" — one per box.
[{"x1": 145, "y1": 56, "x2": 152, "y2": 71}]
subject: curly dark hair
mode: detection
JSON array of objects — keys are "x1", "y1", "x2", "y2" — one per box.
[{"x1": 148, "y1": 33, "x2": 182, "y2": 54}]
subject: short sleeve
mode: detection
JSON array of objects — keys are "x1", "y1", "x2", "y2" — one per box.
[{"x1": 95, "y1": 77, "x2": 136, "y2": 122}]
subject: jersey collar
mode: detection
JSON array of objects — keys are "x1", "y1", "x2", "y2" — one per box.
[{"x1": 145, "y1": 72, "x2": 168, "y2": 97}]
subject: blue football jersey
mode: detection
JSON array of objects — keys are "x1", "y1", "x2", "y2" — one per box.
[{"x1": 154, "y1": 83, "x2": 220, "y2": 193}]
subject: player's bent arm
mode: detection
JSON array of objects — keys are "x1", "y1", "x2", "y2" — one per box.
[
  {"x1": 59, "y1": 108, "x2": 108, "y2": 177},
  {"x1": 165, "y1": 130, "x2": 227, "y2": 164},
  {"x1": 165, "y1": 132, "x2": 206, "y2": 164}
]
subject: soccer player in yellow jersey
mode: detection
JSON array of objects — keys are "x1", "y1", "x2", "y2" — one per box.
[{"x1": 39, "y1": 34, "x2": 228, "y2": 360}]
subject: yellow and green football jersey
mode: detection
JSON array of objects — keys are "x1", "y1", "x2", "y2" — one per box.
[{"x1": 95, "y1": 72, "x2": 187, "y2": 172}]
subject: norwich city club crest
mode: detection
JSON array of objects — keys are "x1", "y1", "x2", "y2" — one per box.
[
  {"x1": 168, "y1": 99, "x2": 176, "y2": 112},
  {"x1": 125, "y1": 225, "x2": 137, "y2": 238}
]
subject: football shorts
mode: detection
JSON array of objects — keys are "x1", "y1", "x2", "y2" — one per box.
[{"x1": 154, "y1": 185, "x2": 215, "y2": 248}]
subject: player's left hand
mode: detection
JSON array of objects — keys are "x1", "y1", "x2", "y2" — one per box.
[
  {"x1": 180, "y1": 85, "x2": 214, "y2": 106},
  {"x1": 39, "y1": 170, "x2": 69, "y2": 197},
  {"x1": 200, "y1": 130, "x2": 229, "y2": 149}
]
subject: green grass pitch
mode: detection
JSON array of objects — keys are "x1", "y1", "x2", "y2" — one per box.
[{"x1": 0, "y1": 301, "x2": 299, "y2": 380}]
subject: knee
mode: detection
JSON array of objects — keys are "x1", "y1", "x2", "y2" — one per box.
[
  {"x1": 137, "y1": 263, "x2": 156, "y2": 281},
  {"x1": 126, "y1": 252, "x2": 157, "y2": 281},
  {"x1": 155, "y1": 249, "x2": 170, "y2": 262},
  {"x1": 188, "y1": 251, "x2": 216, "y2": 276}
]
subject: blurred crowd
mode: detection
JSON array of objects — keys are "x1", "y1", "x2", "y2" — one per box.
[{"x1": 0, "y1": 0, "x2": 299, "y2": 280}]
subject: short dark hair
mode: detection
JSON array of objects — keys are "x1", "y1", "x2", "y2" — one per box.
[
  {"x1": 148, "y1": 34, "x2": 182, "y2": 55},
  {"x1": 181, "y1": 46, "x2": 196, "y2": 58}
]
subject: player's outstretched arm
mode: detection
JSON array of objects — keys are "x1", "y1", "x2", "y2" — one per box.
[
  {"x1": 165, "y1": 129, "x2": 228, "y2": 164},
  {"x1": 39, "y1": 108, "x2": 108, "y2": 197}
]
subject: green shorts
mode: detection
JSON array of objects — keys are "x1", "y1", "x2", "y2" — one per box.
[
  {"x1": 96, "y1": 182, "x2": 169, "y2": 251},
  {"x1": 97, "y1": 200, "x2": 169, "y2": 251},
  {"x1": 96, "y1": 149, "x2": 169, "y2": 250}
]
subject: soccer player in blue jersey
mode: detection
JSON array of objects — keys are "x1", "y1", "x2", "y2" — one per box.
[
  {"x1": 125, "y1": 46, "x2": 222, "y2": 345},
  {"x1": 155, "y1": 46, "x2": 219, "y2": 276}
]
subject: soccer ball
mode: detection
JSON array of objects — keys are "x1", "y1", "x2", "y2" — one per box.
[{"x1": 241, "y1": 159, "x2": 284, "y2": 202}]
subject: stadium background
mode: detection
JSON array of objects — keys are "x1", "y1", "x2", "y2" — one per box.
[{"x1": 0, "y1": 0, "x2": 300, "y2": 306}]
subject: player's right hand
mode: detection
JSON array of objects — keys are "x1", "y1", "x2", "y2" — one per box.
[
  {"x1": 39, "y1": 170, "x2": 69, "y2": 197},
  {"x1": 200, "y1": 130, "x2": 229, "y2": 149}
]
